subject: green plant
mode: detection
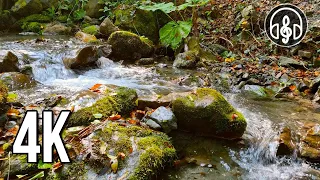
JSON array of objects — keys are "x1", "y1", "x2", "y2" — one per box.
[
  {"x1": 55, "y1": 0, "x2": 88, "y2": 22},
  {"x1": 45, "y1": 6, "x2": 57, "y2": 19},
  {"x1": 139, "y1": 0, "x2": 209, "y2": 50},
  {"x1": 98, "y1": 0, "x2": 140, "y2": 20}
]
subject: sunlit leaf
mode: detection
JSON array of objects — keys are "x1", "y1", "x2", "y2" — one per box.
[
  {"x1": 93, "y1": 113, "x2": 103, "y2": 119},
  {"x1": 139, "y1": 2, "x2": 176, "y2": 13},
  {"x1": 29, "y1": 171, "x2": 44, "y2": 180},
  {"x1": 159, "y1": 21, "x2": 192, "y2": 50}
]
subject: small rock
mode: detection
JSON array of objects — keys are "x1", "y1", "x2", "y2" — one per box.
[
  {"x1": 99, "y1": 17, "x2": 119, "y2": 37},
  {"x1": 310, "y1": 76, "x2": 320, "y2": 93},
  {"x1": 145, "y1": 119, "x2": 162, "y2": 131},
  {"x1": 75, "y1": 31, "x2": 98, "y2": 43},
  {"x1": 149, "y1": 106, "x2": 177, "y2": 133},
  {"x1": 279, "y1": 56, "x2": 306, "y2": 69},
  {"x1": 173, "y1": 51, "x2": 199, "y2": 69},
  {"x1": 0, "y1": 51, "x2": 19, "y2": 73},
  {"x1": 136, "y1": 58, "x2": 155, "y2": 65},
  {"x1": 298, "y1": 50, "x2": 313, "y2": 59}
]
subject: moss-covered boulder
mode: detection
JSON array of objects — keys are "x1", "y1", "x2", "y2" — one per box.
[
  {"x1": 107, "y1": 31, "x2": 154, "y2": 62},
  {"x1": 172, "y1": 88, "x2": 247, "y2": 139},
  {"x1": 0, "y1": 72, "x2": 36, "y2": 91},
  {"x1": 114, "y1": 6, "x2": 159, "y2": 43},
  {"x1": 56, "y1": 121, "x2": 176, "y2": 180},
  {"x1": 0, "y1": 50, "x2": 19, "y2": 73},
  {"x1": 11, "y1": 0, "x2": 43, "y2": 18},
  {"x1": 20, "y1": 14, "x2": 51, "y2": 23},
  {"x1": 0, "y1": 154, "x2": 38, "y2": 178},
  {"x1": 21, "y1": 21, "x2": 45, "y2": 33},
  {"x1": 68, "y1": 87, "x2": 137, "y2": 127}
]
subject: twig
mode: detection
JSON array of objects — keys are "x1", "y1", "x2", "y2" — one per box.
[
  {"x1": 219, "y1": 37, "x2": 234, "y2": 48},
  {"x1": 245, "y1": 30, "x2": 262, "y2": 46}
]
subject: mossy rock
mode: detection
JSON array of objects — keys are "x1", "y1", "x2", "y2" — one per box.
[
  {"x1": 0, "y1": 154, "x2": 38, "y2": 178},
  {"x1": 172, "y1": 88, "x2": 247, "y2": 139},
  {"x1": 68, "y1": 87, "x2": 137, "y2": 127},
  {"x1": 107, "y1": 31, "x2": 154, "y2": 62},
  {"x1": 82, "y1": 25, "x2": 99, "y2": 36},
  {"x1": 20, "y1": 14, "x2": 51, "y2": 23},
  {"x1": 11, "y1": 0, "x2": 43, "y2": 18},
  {"x1": 0, "y1": 50, "x2": 19, "y2": 73},
  {"x1": 114, "y1": 6, "x2": 159, "y2": 43},
  {"x1": 56, "y1": 15, "x2": 68, "y2": 23},
  {"x1": 0, "y1": 11, "x2": 17, "y2": 30},
  {"x1": 21, "y1": 21, "x2": 45, "y2": 34},
  {"x1": 0, "y1": 72, "x2": 37, "y2": 91},
  {"x1": 62, "y1": 121, "x2": 176, "y2": 180}
]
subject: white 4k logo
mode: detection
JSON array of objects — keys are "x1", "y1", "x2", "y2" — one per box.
[{"x1": 13, "y1": 110, "x2": 71, "y2": 163}]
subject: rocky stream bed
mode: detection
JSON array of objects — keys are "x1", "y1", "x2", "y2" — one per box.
[{"x1": 0, "y1": 34, "x2": 320, "y2": 179}]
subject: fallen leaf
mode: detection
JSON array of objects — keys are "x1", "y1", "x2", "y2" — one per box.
[
  {"x1": 90, "y1": 84, "x2": 102, "y2": 91},
  {"x1": 53, "y1": 162, "x2": 62, "y2": 171},
  {"x1": 128, "y1": 119, "x2": 137, "y2": 125},
  {"x1": 109, "y1": 114, "x2": 121, "y2": 121},
  {"x1": 5, "y1": 125, "x2": 19, "y2": 137},
  {"x1": 231, "y1": 114, "x2": 238, "y2": 121},
  {"x1": 118, "y1": 152, "x2": 126, "y2": 160},
  {"x1": 289, "y1": 85, "x2": 296, "y2": 91}
]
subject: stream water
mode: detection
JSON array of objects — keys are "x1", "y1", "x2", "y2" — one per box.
[{"x1": 1, "y1": 34, "x2": 320, "y2": 179}]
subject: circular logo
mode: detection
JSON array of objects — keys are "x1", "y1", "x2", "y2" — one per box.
[{"x1": 265, "y1": 4, "x2": 308, "y2": 47}]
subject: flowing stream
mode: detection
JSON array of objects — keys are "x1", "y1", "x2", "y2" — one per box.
[{"x1": 1, "y1": 35, "x2": 320, "y2": 179}]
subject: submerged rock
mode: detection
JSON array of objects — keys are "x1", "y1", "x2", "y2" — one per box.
[
  {"x1": 68, "y1": 87, "x2": 137, "y2": 127},
  {"x1": 0, "y1": 50, "x2": 19, "y2": 73},
  {"x1": 173, "y1": 51, "x2": 199, "y2": 69},
  {"x1": 63, "y1": 45, "x2": 112, "y2": 71},
  {"x1": 100, "y1": 17, "x2": 119, "y2": 38},
  {"x1": 0, "y1": 72, "x2": 36, "y2": 91},
  {"x1": 107, "y1": 31, "x2": 154, "y2": 62},
  {"x1": 172, "y1": 88, "x2": 247, "y2": 139}
]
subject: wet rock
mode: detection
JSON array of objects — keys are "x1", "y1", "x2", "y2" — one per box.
[
  {"x1": 100, "y1": 17, "x2": 119, "y2": 38},
  {"x1": 298, "y1": 50, "x2": 313, "y2": 59},
  {"x1": 279, "y1": 56, "x2": 306, "y2": 69},
  {"x1": 173, "y1": 51, "x2": 199, "y2": 69},
  {"x1": 136, "y1": 57, "x2": 155, "y2": 65},
  {"x1": 0, "y1": 72, "x2": 36, "y2": 91},
  {"x1": 114, "y1": 6, "x2": 159, "y2": 43},
  {"x1": 68, "y1": 87, "x2": 137, "y2": 127},
  {"x1": 309, "y1": 76, "x2": 320, "y2": 93},
  {"x1": 63, "y1": 45, "x2": 112, "y2": 71},
  {"x1": 0, "y1": 50, "x2": 19, "y2": 73},
  {"x1": 172, "y1": 88, "x2": 247, "y2": 139},
  {"x1": 43, "y1": 22, "x2": 71, "y2": 35},
  {"x1": 149, "y1": 106, "x2": 177, "y2": 133},
  {"x1": 107, "y1": 31, "x2": 154, "y2": 62},
  {"x1": 243, "y1": 85, "x2": 268, "y2": 98},
  {"x1": 84, "y1": 0, "x2": 104, "y2": 18},
  {"x1": 277, "y1": 127, "x2": 295, "y2": 156},
  {"x1": 300, "y1": 124, "x2": 320, "y2": 161},
  {"x1": 0, "y1": 154, "x2": 37, "y2": 177}
]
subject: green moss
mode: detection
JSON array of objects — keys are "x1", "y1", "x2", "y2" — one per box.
[
  {"x1": 57, "y1": 15, "x2": 68, "y2": 23},
  {"x1": 11, "y1": 0, "x2": 27, "y2": 12},
  {"x1": 172, "y1": 88, "x2": 247, "y2": 139},
  {"x1": 0, "y1": 80, "x2": 8, "y2": 103},
  {"x1": 20, "y1": 14, "x2": 51, "y2": 23},
  {"x1": 60, "y1": 161, "x2": 87, "y2": 180},
  {"x1": 68, "y1": 87, "x2": 137, "y2": 127},
  {"x1": 82, "y1": 25, "x2": 99, "y2": 35},
  {"x1": 21, "y1": 22, "x2": 45, "y2": 34}
]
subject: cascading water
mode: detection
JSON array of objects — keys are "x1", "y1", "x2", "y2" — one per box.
[{"x1": 1, "y1": 35, "x2": 320, "y2": 179}]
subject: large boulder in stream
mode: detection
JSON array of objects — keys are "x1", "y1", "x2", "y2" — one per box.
[
  {"x1": 172, "y1": 88, "x2": 247, "y2": 139},
  {"x1": 63, "y1": 45, "x2": 112, "y2": 71},
  {"x1": 68, "y1": 87, "x2": 137, "y2": 127},
  {"x1": 107, "y1": 31, "x2": 154, "y2": 62},
  {"x1": 0, "y1": 72, "x2": 36, "y2": 91},
  {"x1": 0, "y1": 50, "x2": 19, "y2": 73}
]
